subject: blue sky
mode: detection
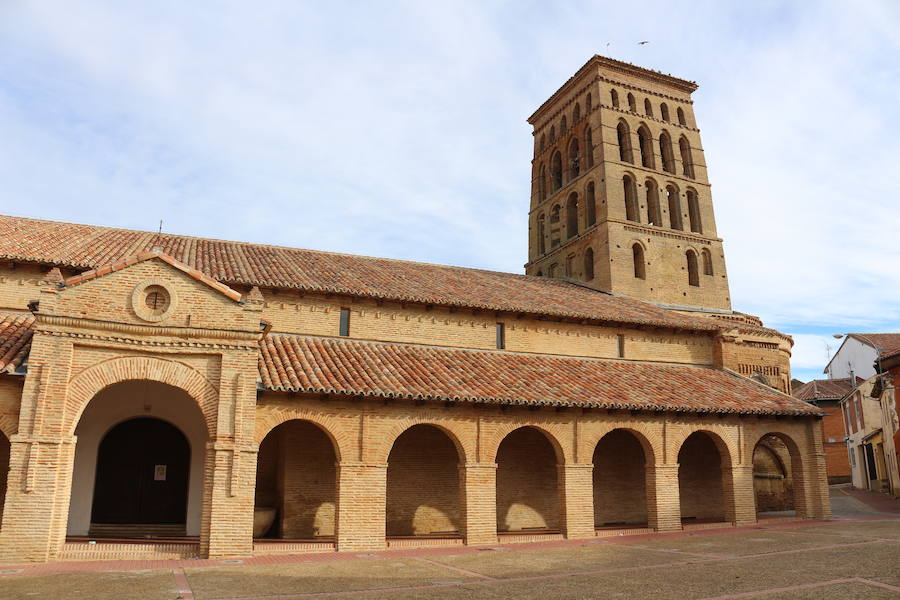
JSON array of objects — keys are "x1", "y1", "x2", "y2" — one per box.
[{"x1": 1, "y1": 1, "x2": 898, "y2": 382}]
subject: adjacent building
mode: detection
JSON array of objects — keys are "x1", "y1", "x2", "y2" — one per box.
[
  {"x1": 872, "y1": 346, "x2": 900, "y2": 496},
  {"x1": 793, "y1": 378, "x2": 859, "y2": 483}
]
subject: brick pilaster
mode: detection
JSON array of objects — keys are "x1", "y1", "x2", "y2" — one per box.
[
  {"x1": 648, "y1": 464, "x2": 681, "y2": 531},
  {"x1": 202, "y1": 441, "x2": 257, "y2": 558},
  {"x1": 558, "y1": 463, "x2": 594, "y2": 539},
  {"x1": 727, "y1": 464, "x2": 756, "y2": 526},
  {"x1": 460, "y1": 463, "x2": 498, "y2": 546},
  {"x1": 335, "y1": 462, "x2": 387, "y2": 551}
]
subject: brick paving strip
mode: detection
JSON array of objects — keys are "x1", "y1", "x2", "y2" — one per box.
[
  {"x1": 693, "y1": 578, "x2": 900, "y2": 599},
  {"x1": 172, "y1": 568, "x2": 195, "y2": 600}
]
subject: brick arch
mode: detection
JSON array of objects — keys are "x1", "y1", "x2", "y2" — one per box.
[
  {"x1": 66, "y1": 356, "x2": 218, "y2": 436},
  {"x1": 373, "y1": 420, "x2": 471, "y2": 465},
  {"x1": 670, "y1": 427, "x2": 735, "y2": 468},
  {"x1": 747, "y1": 428, "x2": 809, "y2": 516},
  {"x1": 254, "y1": 409, "x2": 349, "y2": 463},
  {"x1": 485, "y1": 423, "x2": 570, "y2": 464},
  {"x1": 0, "y1": 413, "x2": 17, "y2": 440},
  {"x1": 584, "y1": 424, "x2": 659, "y2": 465}
]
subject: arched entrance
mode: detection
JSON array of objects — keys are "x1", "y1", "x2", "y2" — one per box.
[
  {"x1": 91, "y1": 418, "x2": 190, "y2": 534},
  {"x1": 593, "y1": 430, "x2": 650, "y2": 528},
  {"x1": 254, "y1": 420, "x2": 337, "y2": 539},
  {"x1": 67, "y1": 380, "x2": 208, "y2": 538},
  {"x1": 495, "y1": 427, "x2": 561, "y2": 534},
  {"x1": 753, "y1": 433, "x2": 804, "y2": 518},
  {"x1": 678, "y1": 431, "x2": 729, "y2": 523},
  {"x1": 0, "y1": 431, "x2": 9, "y2": 528},
  {"x1": 386, "y1": 425, "x2": 462, "y2": 539}
]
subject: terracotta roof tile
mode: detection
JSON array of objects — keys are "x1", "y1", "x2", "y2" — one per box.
[
  {"x1": 0, "y1": 311, "x2": 34, "y2": 373},
  {"x1": 259, "y1": 334, "x2": 820, "y2": 416},
  {"x1": 848, "y1": 333, "x2": 900, "y2": 352},
  {"x1": 792, "y1": 377, "x2": 861, "y2": 401},
  {"x1": 0, "y1": 214, "x2": 716, "y2": 332}
]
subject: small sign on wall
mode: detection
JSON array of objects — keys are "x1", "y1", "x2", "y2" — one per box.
[{"x1": 154, "y1": 465, "x2": 167, "y2": 481}]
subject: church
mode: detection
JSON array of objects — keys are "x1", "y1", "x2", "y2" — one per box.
[{"x1": 0, "y1": 55, "x2": 828, "y2": 563}]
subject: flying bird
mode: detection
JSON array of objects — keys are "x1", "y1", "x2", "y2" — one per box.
[{"x1": 638, "y1": 41, "x2": 650, "y2": 45}]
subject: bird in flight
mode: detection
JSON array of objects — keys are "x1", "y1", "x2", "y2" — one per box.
[{"x1": 638, "y1": 41, "x2": 650, "y2": 45}]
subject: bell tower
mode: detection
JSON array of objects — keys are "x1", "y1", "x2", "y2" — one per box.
[{"x1": 525, "y1": 55, "x2": 732, "y2": 312}]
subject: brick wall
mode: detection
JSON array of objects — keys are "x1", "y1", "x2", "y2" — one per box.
[
  {"x1": 496, "y1": 427, "x2": 560, "y2": 531},
  {"x1": 678, "y1": 432, "x2": 725, "y2": 520},
  {"x1": 593, "y1": 429, "x2": 647, "y2": 525}
]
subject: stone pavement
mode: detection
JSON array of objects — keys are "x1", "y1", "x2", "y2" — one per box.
[{"x1": 1, "y1": 490, "x2": 899, "y2": 600}]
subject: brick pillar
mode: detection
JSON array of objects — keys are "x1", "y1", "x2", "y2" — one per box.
[
  {"x1": 460, "y1": 463, "x2": 497, "y2": 546},
  {"x1": 0, "y1": 435, "x2": 77, "y2": 562},
  {"x1": 558, "y1": 463, "x2": 594, "y2": 539},
  {"x1": 808, "y1": 451, "x2": 832, "y2": 519},
  {"x1": 335, "y1": 462, "x2": 386, "y2": 551},
  {"x1": 648, "y1": 464, "x2": 681, "y2": 531},
  {"x1": 202, "y1": 441, "x2": 257, "y2": 558},
  {"x1": 727, "y1": 464, "x2": 756, "y2": 526}
]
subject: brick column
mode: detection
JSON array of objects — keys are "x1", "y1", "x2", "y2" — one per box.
[
  {"x1": 648, "y1": 464, "x2": 681, "y2": 531},
  {"x1": 202, "y1": 441, "x2": 257, "y2": 558},
  {"x1": 558, "y1": 463, "x2": 594, "y2": 539},
  {"x1": 808, "y1": 450, "x2": 832, "y2": 519},
  {"x1": 460, "y1": 463, "x2": 497, "y2": 546},
  {"x1": 0, "y1": 435, "x2": 77, "y2": 562},
  {"x1": 335, "y1": 462, "x2": 387, "y2": 551},
  {"x1": 727, "y1": 464, "x2": 756, "y2": 526}
]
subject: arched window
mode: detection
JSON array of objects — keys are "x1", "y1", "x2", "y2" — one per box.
[
  {"x1": 701, "y1": 248, "x2": 713, "y2": 276},
  {"x1": 661, "y1": 103, "x2": 670, "y2": 122},
  {"x1": 537, "y1": 214, "x2": 546, "y2": 255},
  {"x1": 586, "y1": 93, "x2": 592, "y2": 112},
  {"x1": 586, "y1": 181, "x2": 596, "y2": 226},
  {"x1": 610, "y1": 89, "x2": 619, "y2": 108},
  {"x1": 667, "y1": 184, "x2": 683, "y2": 230},
  {"x1": 623, "y1": 175, "x2": 639, "y2": 222},
  {"x1": 568, "y1": 138, "x2": 580, "y2": 179},
  {"x1": 560, "y1": 116, "x2": 567, "y2": 133},
  {"x1": 637, "y1": 125, "x2": 654, "y2": 169},
  {"x1": 573, "y1": 103, "x2": 581, "y2": 123},
  {"x1": 584, "y1": 248, "x2": 595, "y2": 280},
  {"x1": 659, "y1": 131, "x2": 675, "y2": 173},
  {"x1": 538, "y1": 164, "x2": 546, "y2": 202},
  {"x1": 645, "y1": 178, "x2": 662, "y2": 226},
  {"x1": 539, "y1": 134, "x2": 545, "y2": 152},
  {"x1": 550, "y1": 126, "x2": 556, "y2": 143},
  {"x1": 679, "y1": 136, "x2": 695, "y2": 179},
  {"x1": 550, "y1": 204, "x2": 560, "y2": 223},
  {"x1": 566, "y1": 192, "x2": 579, "y2": 238},
  {"x1": 677, "y1": 107, "x2": 686, "y2": 126},
  {"x1": 686, "y1": 250, "x2": 699, "y2": 286},
  {"x1": 536, "y1": 270, "x2": 543, "y2": 277},
  {"x1": 585, "y1": 127, "x2": 594, "y2": 168},
  {"x1": 687, "y1": 189, "x2": 702, "y2": 233},
  {"x1": 617, "y1": 120, "x2": 633, "y2": 163},
  {"x1": 550, "y1": 151, "x2": 563, "y2": 191},
  {"x1": 627, "y1": 93, "x2": 636, "y2": 112},
  {"x1": 644, "y1": 98, "x2": 653, "y2": 117},
  {"x1": 632, "y1": 244, "x2": 646, "y2": 279}
]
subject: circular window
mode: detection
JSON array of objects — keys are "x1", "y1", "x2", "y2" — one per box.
[{"x1": 143, "y1": 285, "x2": 171, "y2": 315}]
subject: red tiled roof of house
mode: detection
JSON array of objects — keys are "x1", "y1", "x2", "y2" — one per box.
[
  {"x1": 848, "y1": 333, "x2": 900, "y2": 352},
  {"x1": 0, "y1": 214, "x2": 716, "y2": 332},
  {"x1": 259, "y1": 334, "x2": 820, "y2": 416},
  {"x1": 0, "y1": 311, "x2": 34, "y2": 373},
  {"x1": 792, "y1": 377, "x2": 861, "y2": 402}
]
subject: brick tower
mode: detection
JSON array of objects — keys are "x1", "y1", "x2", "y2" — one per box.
[{"x1": 525, "y1": 55, "x2": 731, "y2": 312}]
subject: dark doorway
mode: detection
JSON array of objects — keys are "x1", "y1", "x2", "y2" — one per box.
[{"x1": 91, "y1": 418, "x2": 190, "y2": 532}]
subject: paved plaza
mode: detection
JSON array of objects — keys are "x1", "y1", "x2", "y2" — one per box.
[{"x1": 1, "y1": 487, "x2": 898, "y2": 600}]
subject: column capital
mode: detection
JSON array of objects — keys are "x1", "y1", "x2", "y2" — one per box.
[{"x1": 9, "y1": 434, "x2": 76, "y2": 446}]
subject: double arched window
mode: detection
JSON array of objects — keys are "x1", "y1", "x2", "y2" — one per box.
[
  {"x1": 617, "y1": 120, "x2": 634, "y2": 163},
  {"x1": 679, "y1": 136, "x2": 695, "y2": 179},
  {"x1": 659, "y1": 131, "x2": 675, "y2": 173},
  {"x1": 686, "y1": 250, "x2": 699, "y2": 286},
  {"x1": 645, "y1": 178, "x2": 662, "y2": 226},
  {"x1": 584, "y1": 248, "x2": 595, "y2": 281},
  {"x1": 637, "y1": 125, "x2": 654, "y2": 169},
  {"x1": 623, "y1": 175, "x2": 639, "y2": 222},
  {"x1": 586, "y1": 181, "x2": 596, "y2": 226},
  {"x1": 566, "y1": 193, "x2": 579, "y2": 238},
  {"x1": 686, "y1": 189, "x2": 702, "y2": 233},
  {"x1": 551, "y1": 151, "x2": 563, "y2": 191},
  {"x1": 632, "y1": 244, "x2": 646, "y2": 279},
  {"x1": 667, "y1": 184, "x2": 683, "y2": 230}
]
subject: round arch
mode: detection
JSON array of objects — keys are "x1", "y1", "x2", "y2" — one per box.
[
  {"x1": 255, "y1": 410, "x2": 348, "y2": 463},
  {"x1": 487, "y1": 423, "x2": 568, "y2": 464},
  {"x1": 375, "y1": 420, "x2": 470, "y2": 465},
  {"x1": 66, "y1": 356, "x2": 218, "y2": 436},
  {"x1": 676, "y1": 429, "x2": 733, "y2": 523},
  {"x1": 592, "y1": 428, "x2": 656, "y2": 529},
  {"x1": 749, "y1": 430, "x2": 808, "y2": 517}
]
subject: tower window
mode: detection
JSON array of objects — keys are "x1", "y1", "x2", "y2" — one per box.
[
  {"x1": 586, "y1": 93, "x2": 592, "y2": 112},
  {"x1": 568, "y1": 138, "x2": 580, "y2": 179},
  {"x1": 550, "y1": 151, "x2": 563, "y2": 191},
  {"x1": 573, "y1": 103, "x2": 581, "y2": 123},
  {"x1": 617, "y1": 334, "x2": 626, "y2": 358},
  {"x1": 550, "y1": 125, "x2": 556, "y2": 143},
  {"x1": 644, "y1": 98, "x2": 653, "y2": 117},
  {"x1": 679, "y1": 136, "x2": 695, "y2": 179},
  {"x1": 550, "y1": 204, "x2": 560, "y2": 223},
  {"x1": 623, "y1": 175, "x2": 639, "y2": 222},
  {"x1": 586, "y1": 181, "x2": 596, "y2": 226},
  {"x1": 645, "y1": 178, "x2": 662, "y2": 226},
  {"x1": 539, "y1": 134, "x2": 545, "y2": 152},
  {"x1": 610, "y1": 89, "x2": 619, "y2": 108},
  {"x1": 538, "y1": 164, "x2": 547, "y2": 201},
  {"x1": 584, "y1": 127, "x2": 594, "y2": 168},
  {"x1": 565, "y1": 254, "x2": 575, "y2": 277},
  {"x1": 584, "y1": 247, "x2": 595, "y2": 281},
  {"x1": 617, "y1": 120, "x2": 633, "y2": 163},
  {"x1": 637, "y1": 125, "x2": 654, "y2": 169},
  {"x1": 701, "y1": 248, "x2": 714, "y2": 276},
  {"x1": 627, "y1": 93, "x2": 636, "y2": 112},
  {"x1": 677, "y1": 107, "x2": 687, "y2": 126},
  {"x1": 686, "y1": 251, "x2": 699, "y2": 287},
  {"x1": 667, "y1": 185, "x2": 683, "y2": 230},
  {"x1": 339, "y1": 307, "x2": 351, "y2": 336},
  {"x1": 566, "y1": 192, "x2": 579, "y2": 238},
  {"x1": 661, "y1": 103, "x2": 670, "y2": 122},
  {"x1": 560, "y1": 115, "x2": 567, "y2": 133},
  {"x1": 632, "y1": 244, "x2": 646, "y2": 279},
  {"x1": 537, "y1": 213, "x2": 546, "y2": 255},
  {"x1": 659, "y1": 131, "x2": 675, "y2": 173},
  {"x1": 496, "y1": 322, "x2": 505, "y2": 349},
  {"x1": 687, "y1": 189, "x2": 702, "y2": 233}
]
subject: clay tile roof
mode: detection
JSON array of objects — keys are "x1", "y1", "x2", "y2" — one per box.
[
  {"x1": 259, "y1": 334, "x2": 821, "y2": 416},
  {"x1": 848, "y1": 333, "x2": 900, "y2": 352},
  {"x1": 792, "y1": 377, "x2": 861, "y2": 402},
  {"x1": 0, "y1": 311, "x2": 34, "y2": 373},
  {"x1": 0, "y1": 214, "x2": 716, "y2": 333}
]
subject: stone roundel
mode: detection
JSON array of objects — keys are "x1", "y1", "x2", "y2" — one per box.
[{"x1": 131, "y1": 278, "x2": 178, "y2": 322}]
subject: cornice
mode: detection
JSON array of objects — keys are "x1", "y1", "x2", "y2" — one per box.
[
  {"x1": 35, "y1": 327, "x2": 258, "y2": 351},
  {"x1": 35, "y1": 314, "x2": 260, "y2": 343}
]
